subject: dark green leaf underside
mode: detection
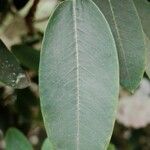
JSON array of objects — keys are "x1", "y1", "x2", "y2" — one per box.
[{"x1": 0, "y1": 40, "x2": 29, "y2": 89}]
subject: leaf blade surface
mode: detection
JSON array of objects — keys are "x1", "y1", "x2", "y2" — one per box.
[
  {"x1": 0, "y1": 40, "x2": 29, "y2": 88},
  {"x1": 94, "y1": 0, "x2": 145, "y2": 92},
  {"x1": 40, "y1": 0, "x2": 119, "y2": 149},
  {"x1": 133, "y1": 0, "x2": 150, "y2": 39},
  {"x1": 5, "y1": 128, "x2": 33, "y2": 150}
]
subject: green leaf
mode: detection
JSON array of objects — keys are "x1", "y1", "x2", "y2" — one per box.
[
  {"x1": 133, "y1": 0, "x2": 150, "y2": 39},
  {"x1": 107, "y1": 143, "x2": 115, "y2": 150},
  {"x1": 39, "y1": 0, "x2": 119, "y2": 149},
  {"x1": 94, "y1": 0, "x2": 145, "y2": 92},
  {"x1": 42, "y1": 138, "x2": 53, "y2": 150},
  {"x1": 145, "y1": 35, "x2": 150, "y2": 78},
  {"x1": 5, "y1": 128, "x2": 33, "y2": 150},
  {"x1": 0, "y1": 40, "x2": 29, "y2": 89},
  {"x1": 11, "y1": 44, "x2": 40, "y2": 72}
]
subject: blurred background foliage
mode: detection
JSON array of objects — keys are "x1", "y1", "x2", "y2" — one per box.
[{"x1": 0, "y1": 0, "x2": 150, "y2": 149}]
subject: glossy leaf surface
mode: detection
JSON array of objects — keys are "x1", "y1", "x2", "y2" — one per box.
[{"x1": 0, "y1": 40, "x2": 29, "y2": 88}]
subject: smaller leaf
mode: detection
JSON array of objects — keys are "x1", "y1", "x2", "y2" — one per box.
[
  {"x1": 11, "y1": 44, "x2": 40, "y2": 72},
  {"x1": 5, "y1": 128, "x2": 33, "y2": 150},
  {"x1": 107, "y1": 143, "x2": 115, "y2": 150},
  {"x1": 42, "y1": 138, "x2": 53, "y2": 150},
  {"x1": 94, "y1": 0, "x2": 145, "y2": 92},
  {"x1": 0, "y1": 40, "x2": 29, "y2": 89},
  {"x1": 145, "y1": 36, "x2": 150, "y2": 78}
]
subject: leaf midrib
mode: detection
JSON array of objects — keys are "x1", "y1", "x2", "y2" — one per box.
[{"x1": 72, "y1": 0, "x2": 80, "y2": 149}]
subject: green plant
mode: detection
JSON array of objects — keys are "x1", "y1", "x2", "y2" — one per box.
[{"x1": 0, "y1": 0, "x2": 149, "y2": 149}]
